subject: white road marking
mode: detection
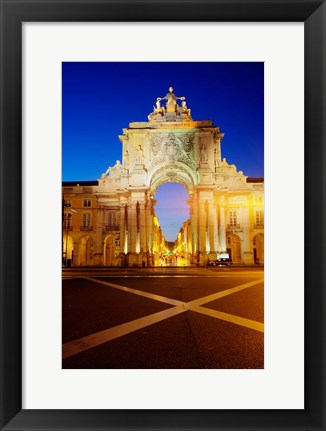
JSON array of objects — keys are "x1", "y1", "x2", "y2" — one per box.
[{"x1": 62, "y1": 277, "x2": 264, "y2": 359}]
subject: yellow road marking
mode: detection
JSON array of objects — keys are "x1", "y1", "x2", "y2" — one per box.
[
  {"x1": 62, "y1": 306, "x2": 185, "y2": 359},
  {"x1": 185, "y1": 278, "x2": 264, "y2": 308},
  {"x1": 190, "y1": 305, "x2": 264, "y2": 333},
  {"x1": 84, "y1": 276, "x2": 185, "y2": 307}
]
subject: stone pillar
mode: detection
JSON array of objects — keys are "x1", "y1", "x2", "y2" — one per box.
[
  {"x1": 118, "y1": 204, "x2": 127, "y2": 266},
  {"x1": 198, "y1": 200, "x2": 207, "y2": 265},
  {"x1": 214, "y1": 202, "x2": 219, "y2": 253},
  {"x1": 124, "y1": 205, "x2": 129, "y2": 256},
  {"x1": 242, "y1": 204, "x2": 254, "y2": 264},
  {"x1": 139, "y1": 202, "x2": 147, "y2": 255},
  {"x1": 190, "y1": 195, "x2": 198, "y2": 264},
  {"x1": 135, "y1": 202, "x2": 141, "y2": 255},
  {"x1": 219, "y1": 196, "x2": 227, "y2": 253},
  {"x1": 208, "y1": 202, "x2": 218, "y2": 255},
  {"x1": 128, "y1": 202, "x2": 137, "y2": 261},
  {"x1": 72, "y1": 240, "x2": 79, "y2": 266},
  {"x1": 146, "y1": 199, "x2": 153, "y2": 266},
  {"x1": 93, "y1": 208, "x2": 104, "y2": 266},
  {"x1": 119, "y1": 205, "x2": 125, "y2": 254}
]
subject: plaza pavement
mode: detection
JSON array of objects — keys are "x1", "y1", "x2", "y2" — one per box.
[{"x1": 62, "y1": 267, "x2": 264, "y2": 369}]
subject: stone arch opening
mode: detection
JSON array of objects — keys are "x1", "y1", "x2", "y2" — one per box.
[
  {"x1": 148, "y1": 162, "x2": 196, "y2": 195},
  {"x1": 253, "y1": 233, "x2": 264, "y2": 264},
  {"x1": 78, "y1": 235, "x2": 92, "y2": 266},
  {"x1": 103, "y1": 234, "x2": 119, "y2": 266},
  {"x1": 227, "y1": 233, "x2": 242, "y2": 263},
  {"x1": 153, "y1": 182, "x2": 190, "y2": 267},
  {"x1": 63, "y1": 234, "x2": 74, "y2": 266}
]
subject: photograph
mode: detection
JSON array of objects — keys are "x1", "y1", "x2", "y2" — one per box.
[{"x1": 62, "y1": 62, "x2": 265, "y2": 369}]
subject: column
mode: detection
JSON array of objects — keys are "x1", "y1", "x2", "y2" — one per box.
[
  {"x1": 219, "y1": 196, "x2": 227, "y2": 253},
  {"x1": 128, "y1": 202, "x2": 137, "y2": 254},
  {"x1": 190, "y1": 196, "x2": 198, "y2": 254},
  {"x1": 198, "y1": 200, "x2": 206, "y2": 265},
  {"x1": 119, "y1": 204, "x2": 126, "y2": 259},
  {"x1": 72, "y1": 240, "x2": 79, "y2": 266},
  {"x1": 146, "y1": 200, "x2": 153, "y2": 253},
  {"x1": 124, "y1": 204, "x2": 129, "y2": 255},
  {"x1": 119, "y1": 204, "x2": 125, "y2": 254},
  {"x1": 208, "y1": 202, "x2": 218, "y2": 254},
  {"x1": 242, "y1": 204, "x2": 254, "y2": 264},
  {"x1": 139, "y1": 202, "x2": 146, "y2": 254},
  {"x1": 135, "y1": 202, "x2": 141, "y2": 255},
  {"x1": 94, "y1": 207, "x2": 104, "y2": 266},
  {"x1": 146, "y1": 199, "x2": 154, "y2": 266}
]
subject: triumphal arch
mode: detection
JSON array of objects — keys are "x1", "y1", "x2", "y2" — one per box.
[{"x1": 63, "y1": 87, "x2": 264, "y2": 267}]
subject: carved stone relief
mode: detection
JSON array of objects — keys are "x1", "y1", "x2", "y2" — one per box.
[{"x1": 149, "y1": 132, "x2": 196, "y2": 169}]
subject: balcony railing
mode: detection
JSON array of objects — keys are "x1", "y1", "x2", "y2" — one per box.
[
  {"x1": 104, "y1": 225, "x2": 119, "y2": 232},
  {"x1": 80, "y1": 226, "x2": 93, "y2": 231},
  {"x1": 254, "y1": 223, "x2": 264, "y2": 229},
  {"x1": 63, "y1": 225, "x2": 73, "y2": 231},
  {"x1": 227, "y1": 224, "x2": 240, "y2": 229}
]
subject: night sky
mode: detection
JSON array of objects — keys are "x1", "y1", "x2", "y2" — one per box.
[{"x1": 62, "y1": 62, "x2": 264, "y2": 240}]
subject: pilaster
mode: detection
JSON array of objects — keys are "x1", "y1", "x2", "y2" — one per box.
[
  {"x1": 219, "y1": 196, "x2": 227, "y2": 253},
  {"x1": 93, "y1": 207, "x2": 104, "y2": 266},
  {"x1": 242, "y1": 203, "x2": 254, "y2": 264},
  {"x1": 72, "y1": 241, "x2": 79, "y2": 266}
]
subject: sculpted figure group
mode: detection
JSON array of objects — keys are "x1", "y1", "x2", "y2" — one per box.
[{"x1": 148, "y1": 86, "x2": 192, "y2": 121}]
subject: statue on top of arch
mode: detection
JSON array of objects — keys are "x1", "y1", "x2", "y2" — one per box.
[{"x1": 148, "y1": 86, "x2": 192, "y2": 122}]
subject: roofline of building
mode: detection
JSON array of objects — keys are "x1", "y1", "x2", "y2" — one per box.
[
  {"x1": 62, "y1": 178, "x2": 263, "y2": 186},
  {"x1": 62, "y1": 181, "x2": 99, "y2": 186}
]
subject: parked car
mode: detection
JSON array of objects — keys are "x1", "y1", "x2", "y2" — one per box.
[{"x1": 208, "y1": 258, "x2": 233, "y2": 266}]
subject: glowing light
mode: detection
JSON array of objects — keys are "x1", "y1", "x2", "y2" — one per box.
[
  {"x1": 136, "y1": 231, "x2": 140, "y2": 254},
  {"x1": 124, "y1": 230, "x2": 128, "y2": 254},
  {"x1": 206, "y1": 231, "x2": 210, "y2": 254}
]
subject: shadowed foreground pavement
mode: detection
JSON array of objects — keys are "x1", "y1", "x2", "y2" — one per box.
[{"x1": 62, "y1": 267, "x2": 264, "y2": 369}]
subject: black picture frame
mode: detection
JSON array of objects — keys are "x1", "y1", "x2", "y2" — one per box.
[{"x1": 1, "y1": 1, "x2": 325, "y2": 430}]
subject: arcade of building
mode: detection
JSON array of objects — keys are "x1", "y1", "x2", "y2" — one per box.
[{"x1": 62, "y1": 87, "x2": 264, "y2": 267}]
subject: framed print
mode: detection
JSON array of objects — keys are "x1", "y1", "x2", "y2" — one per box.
[
  {"x1": 60, "y1": 61, "x2": 265, "y2": 372},
  {"x1": 0, "y1": 0, "x2": 325, "y2": 430}
]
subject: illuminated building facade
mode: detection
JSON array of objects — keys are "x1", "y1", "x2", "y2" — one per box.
[{"x1": 62, "y1": 87, "x2": 264, "y2": 267}]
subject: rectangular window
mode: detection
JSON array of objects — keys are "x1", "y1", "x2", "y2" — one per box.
[
  {"x1": 229, "y1": 210, "x2": 237, "y2": 226},
  {"x1": 256, "y1": 210, "x2": 264, "y2": 225},
  {"x1": 108, "y1": 212, "x2": 117, "y2": 226},
  {"x1": 64, "y1": 199, "x2": 72, "y2": 208},
  {"x1": 83, "y1": 199, "x2": 91, "y2": 208},
  {"x1": 63, "y1": 213, "x2": 72, "y2": 230},
  {"x1": 82, "y1": 213, "x2": 91, "y2": 227}
]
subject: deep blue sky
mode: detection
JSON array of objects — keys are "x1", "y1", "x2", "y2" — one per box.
[{"x1": 62, "y1": 62, "x2": 264, "y2": 240}]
